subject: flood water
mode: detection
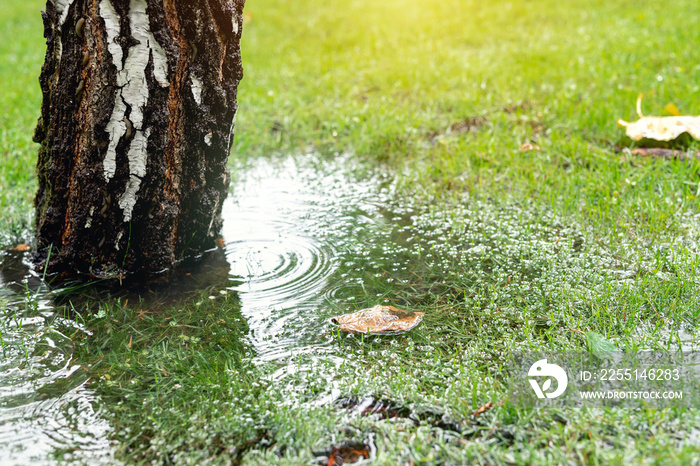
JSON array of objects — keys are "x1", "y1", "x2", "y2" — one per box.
[
  {"x1": 0, "y1": 257, "x2": 114, "y2": 463},
  {"x1": 222, "y1": 155, "x2": 401, "y2": 362},
  {"x1": 0, "y1": 154, "x2": 400, "y2": 463},
  {"x1": 2, "y1": 154, "x2": 699, "y2": 463}
]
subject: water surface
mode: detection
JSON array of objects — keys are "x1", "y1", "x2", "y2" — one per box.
[{"x1": 0, "y1": 253, "x2": 114, "y2": 464}]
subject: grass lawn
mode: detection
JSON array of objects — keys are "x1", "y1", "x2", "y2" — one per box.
[{"x1": 2, "y1": 0, "x2": 700, "y2": 463}]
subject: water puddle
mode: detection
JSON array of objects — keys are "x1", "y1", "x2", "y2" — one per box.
[
  {"x1": 1, "y1": 153, "x2": 699, "y2": 462},
  {"x1": 0, "y1": 253, "x2": 114, "y2": 464},
  {"x1": 221, "y1": 155, "x2": 397, "y2": 362},
  {"x1": 0, "y1": 154, "x2": 394, "y2": 463}
]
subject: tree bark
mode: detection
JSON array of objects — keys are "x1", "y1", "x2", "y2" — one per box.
[{"x1": 33, "y1": 0, "x2": 244, "y2": 281}]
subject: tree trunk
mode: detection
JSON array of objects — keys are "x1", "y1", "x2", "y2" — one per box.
[{"x1": 33, "y1": 0, "x2": 244, "y2": 281}]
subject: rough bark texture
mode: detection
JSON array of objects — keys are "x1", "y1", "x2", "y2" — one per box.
[{"x1": 33, "y1": 0, "x2": 244, "y2": 281}]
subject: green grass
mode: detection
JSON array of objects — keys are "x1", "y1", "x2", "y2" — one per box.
[
  {"x1": 237, "y1": 0, "x2": 700, "y2": 238},
  {"x1": 0, "y1": 2, "x2": 43, "y2": 245},
  {"x1": 2, "y1": 0, "x2": 700, "y2": 463}
]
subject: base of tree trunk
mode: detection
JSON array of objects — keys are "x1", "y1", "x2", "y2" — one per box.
[{"x1": 33, "y1": 0, "x2": 244, "y2": 283}]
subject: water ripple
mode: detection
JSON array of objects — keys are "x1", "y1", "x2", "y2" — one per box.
[
  {"x1": 220, "y1": 155, "x2": 383, "y2": 361},
  {"x1": 0, "y1": 301, "x2": 114, "y2": 464}
]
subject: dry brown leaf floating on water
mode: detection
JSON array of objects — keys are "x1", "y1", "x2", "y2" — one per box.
[
  {"x1": 617, "y1": 94, "x2": 700, "y2": 142},
  {"x1": 331, "y1": 305, "x2": 424, "y2": 334}
]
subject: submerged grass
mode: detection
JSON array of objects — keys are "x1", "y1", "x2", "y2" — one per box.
[
  {"x1": 67, "y1": 290, "x2": 259, "y2": 463},
  {"x1": 2, "y1": 0, "x2": 700, "y2": 463}
]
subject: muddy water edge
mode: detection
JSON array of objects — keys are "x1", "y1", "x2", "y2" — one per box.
[{"x1": 1, "y1": 153, "x2": 700, "y2": 463}]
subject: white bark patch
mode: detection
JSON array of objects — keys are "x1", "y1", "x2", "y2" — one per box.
[
  {"x1": 57, "y1": 41, "x2": 63, "y2": 69},
  {"x1": 232, "y1": 15, "x2": 239, "y2": 35},
  {"x1": 54, "y1": 0, "x2": 75, "y2": 70},
  {"x1": 147, "y1": 31, "x2": 169, "y2": 88},
  {"x1": 191, "y1": 75, "x2": 203, "y2": 105},
  {"x1": 121, "y1": 0, "x2": 161, "y2": 129},
  {"x1": 226, "y1": 108, "x2": 238, "y2": 149},
  {"x1": 99, "y1": 0, "x2": 171, "y2": 220},
  {"x1": 118, "y1": 128, "x2": 150, "y2": 222},
  {"x1": 101, "y1": 0, "x2": 124, "y2": 181},
  {"x1": 204, "y1": 132, "x2": 213, "y2": 146},
  {"x1": 103, "y1": 97, "x2": 126, "y2": 181},
  {"x1": 56, "y1": 0, "x2": 75, "y2": 28},
  {"x1": 85, "y1": 206, "x2": 95, "y2": 229},
  {"x1": 100, "y1": 0, "x2": 123, "y2": 71},
  {"x1": 207, "y1": 195, "x2": 220, "y2": 235}
]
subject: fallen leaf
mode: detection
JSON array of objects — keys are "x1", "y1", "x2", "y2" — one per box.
[
  {"x1": 518, "y1": 142, "x2": 541, "y2": 152},
  {"x1": 628, "y1": 148, "x2": 700, "y2": 160},
  {"x1": 664, "y1": 103, "x2": 681, "y2": 116},
  {"x1": 618, "y1": 116, "x2": 700, "y2": 141},
  {"x1": 473, "y1": 402, "x2": 493, "y2": 418},
  {"x1": 618, "y1": 94, "x2": 700, "y2": 142},
  {"x1": 331, "y1": 305, "x2": 424, "y2": 334},
  {"x1": 12, "y1": 243, "x2": 30, "y2": 251},
  {"x1": 325, "y1": 442, "x2": 370, "y2": 465}
]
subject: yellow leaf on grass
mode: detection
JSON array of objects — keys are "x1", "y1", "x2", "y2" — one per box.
[
  {"x1": 664, "y1": 103, "x2": 681, "y2": 116},
  {"x1": 617, "y1": 94, "x2": 700, "y2": 142},
  {"x1": 331, "y1": 305, "x2": 424, "y2": 334}
]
